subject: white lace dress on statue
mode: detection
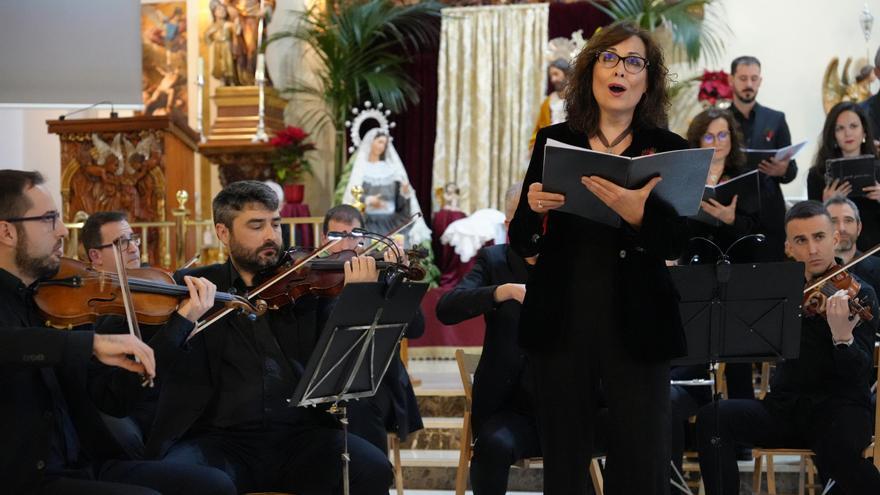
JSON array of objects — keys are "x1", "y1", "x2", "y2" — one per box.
[{"x1": 343, "y1": 128, "x2": 432, "y2": 246}]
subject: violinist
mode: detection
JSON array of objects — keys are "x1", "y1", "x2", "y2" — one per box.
[
  {"x1": 80, "y1": 211, "x2": 218, "y2": 453},
  {"x1": 696, "y1": 200, "x2": 880, "y2": 495},
  {"x1": 154, "y1": 181, "x2": 393, "y2": 494},
  {"x1": 320, "y1": 204, "x2": 425, "y2": 456},
  {"x1": 0, "y1": 170, "x2": 235, "y2": 494}
]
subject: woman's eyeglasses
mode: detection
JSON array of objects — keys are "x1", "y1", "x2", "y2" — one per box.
[
  {"x1": 702, "y1": 131, "x2": 730, "y2": 144},
  {"x1": 596, "y1": 51, "x2": 649, "y2": 74}
]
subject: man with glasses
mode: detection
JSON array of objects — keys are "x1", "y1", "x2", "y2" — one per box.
[
  {"x1": 80, "y1": 211, "x2": 218, "y2": 458},
  {"x1": 81, "y1": 211, "x2": 143, "y2": 271},
  {"x1": 730, "y1": 55, "x2": 798, "y2": 261},
  {"x1": 318, "y1": 204, "x2": 425, "y2": 457},
  {"x1": 0, "y1": 169, "x2": 235, "y2": 494}
]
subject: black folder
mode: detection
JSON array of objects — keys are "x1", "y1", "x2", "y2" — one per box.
[
  {"x1": 742, "y1": 141, "x2": 807, "y2": 170},
  {"x1": 825, "y1": 155, "x2": 879, "y2": 197},
  {"x1": 691, "y1": 169, "x2": 761, "y2": 226},
  {"x1": 542, "y1": 139, "x2": 714, "y2": 228}
]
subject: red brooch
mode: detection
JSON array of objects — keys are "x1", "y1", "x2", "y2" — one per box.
[{"x1": 764, "y1": 129, "x2": 775, "y2": 142}]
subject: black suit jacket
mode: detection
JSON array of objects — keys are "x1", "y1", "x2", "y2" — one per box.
[
  {"x1": 436, "y1": 244, "x2": 531, "y2": 435},
  {"x1": 509, "y1": 123, "x2": 689, "y2": 362},
  {"x1": 146, "y1": 261, "x2": 336, "y2": 459},
  {"x1": 0, "y1": 268, "x2": 185, "y2": 492},
  {"x1": 734, "y1": 103, "x2": 798, "y2": 261}
]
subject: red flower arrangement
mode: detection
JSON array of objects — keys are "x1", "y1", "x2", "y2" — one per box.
[
  {"x1": 697, "y1": 70, "x2": 733, "y2": 108},
  {"x1": 269, "y1": 126, "x2": 316, "y2": 184}
]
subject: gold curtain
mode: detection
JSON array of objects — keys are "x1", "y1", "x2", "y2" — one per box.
[{"x1": 433, "y1": 3, "x2": 548, "y2": 213}]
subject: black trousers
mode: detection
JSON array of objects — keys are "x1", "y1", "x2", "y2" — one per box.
[
  {"x1": 40, "y1": 459, "x2": 236, "y2": 495},
  {"x1": 163, "y1": 422, "x2": 392, "y2": 495},
  {"x1": 347, "y1": 385, "x2": 394, "y2": 455},
  {"x1": 469, "y1": 409, "x2": 542, "y2": 495},
  {"x1": 697, "y1": 398, "x2": 880, "y2": 495},
  {"x1": 530, "y1": 330, "x2": 671, "y2": 495}
]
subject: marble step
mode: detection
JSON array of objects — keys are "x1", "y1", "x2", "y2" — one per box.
[
  {"x1": 396, "y1": 449, "x2": 816, "y2": 494},
  {"x1": 404, "y1": 417, "x2": 464, "y2": 450}
]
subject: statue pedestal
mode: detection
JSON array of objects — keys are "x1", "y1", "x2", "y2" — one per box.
[{"x1": 199, "y1": 85, "x2": 289, "y2": 185}]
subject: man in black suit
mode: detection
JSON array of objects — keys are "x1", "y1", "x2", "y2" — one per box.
[
  {"x1": 436, "y1": 183, "x2": 540, "y2": 495},
  {"x1": 730, "y1": 55, "x2": 798, "y2": 261},
  {"x1": 825, "y1": 196, "x2": 880, "y2": 288},
  {"x1": 0, "y1": 170, "x2": 234, "y2": 494},
  {"x1": 319, "y1": 204, "x2": 425, "y2": 455},
  {"x1": 155, "y1": 181, "x2": 392, "y2": 494},
  {"x1": 696, "y1": 200, "x2": 880, "y2": 494}
]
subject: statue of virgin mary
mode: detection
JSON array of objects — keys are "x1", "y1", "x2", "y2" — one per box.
[{"x1": 342, "y1": 127, "x2": 432, "y2": 247}]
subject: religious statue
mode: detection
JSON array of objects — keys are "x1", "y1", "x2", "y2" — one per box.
[
  {"x1": 530, "y1": 30, "x2": 586, "y2": 150},
  {"x1": 205, "y1": 0, "x2": 275, "y2": 87},
  {"x1": 822, "y1": 56, "x2": 875, "y2": 113},
  {"x1": 205, "y1": 0, "x2": 241, "y2": 86},
  {"x1": 341, "y1": 116, "x2": 431, "y2": 248}
]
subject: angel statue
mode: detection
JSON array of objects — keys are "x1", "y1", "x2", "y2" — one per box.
[
  {"x1": 822, "y1": 56, "x2": 875, "y2": 113},
  {"x1": 336, "y1": 102, "x2": 431, "y2": 248}
]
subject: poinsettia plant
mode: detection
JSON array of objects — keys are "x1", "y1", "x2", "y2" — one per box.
[
  {"x1": 697, "y1": 70, "x2": 733, "y2": 108},
  {"x1": 269, "y1": 126, "x2": 316, "y2": 184}
]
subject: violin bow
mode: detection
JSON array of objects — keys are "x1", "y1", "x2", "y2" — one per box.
[
  {"x1": 361, "y1": 212, "x2": 422, "y2": 256},
  {"x1": 804, "y1": 242, "x2": 880, "y2": 294},
  {"x1": 187, "y1": 237, "x2": 344, "y2": 341},
  {"x1": 178, "y1": 253, "x2": 200, "y2": 270},
  {"x1": 111, "y1": 242, "x2": 154, "y2": 388}
]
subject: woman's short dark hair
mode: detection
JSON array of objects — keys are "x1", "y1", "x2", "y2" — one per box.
[
  {"x1": 686, "y1": 108, "x2": 747, "y2": 175},
  {"x1": 811, "y1": 101, "x2": 878, "y2": 171},
  {"x1": 565, "y1": 22, "x2": 670, "y2": 136}
]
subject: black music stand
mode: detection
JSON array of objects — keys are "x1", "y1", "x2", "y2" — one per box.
[
  {"x1": 669, "y1": 261, "x2": 804, "y2": 494},
  {"x1": 290, "y1": 281, "x2": 428, "y2": 495}
]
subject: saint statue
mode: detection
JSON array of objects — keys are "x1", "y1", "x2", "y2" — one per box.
[{"x1": 342, "y1": 128, "x2": 432, "y2": 247}]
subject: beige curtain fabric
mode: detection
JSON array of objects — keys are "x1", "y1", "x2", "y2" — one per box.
[{"x1": 433, "y1": 4, "x2": 548, "y2": 213}]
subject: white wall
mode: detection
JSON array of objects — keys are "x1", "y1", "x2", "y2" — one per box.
[{"x1": 701, "y1": 0, "x2": 879, "y2": 199}]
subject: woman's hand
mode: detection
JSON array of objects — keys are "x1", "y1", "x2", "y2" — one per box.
[
  {"x1": 823, "y1": 179, "x2": 852, "y2": 201},
  {"x1": 527, "y1": 182, "x2": 565, "y2": 214},
  {"x1": 581, "y1": 176, "x2": 662, "y2": 228},
  {"x1": 863, "y1": 181, "x2": 880, "y2": 202},
  {"x1": 700, "y1": 195, "x2": 738, "y2": 225}
]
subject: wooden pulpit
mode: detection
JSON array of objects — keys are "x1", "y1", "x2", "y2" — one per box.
[{"x1": 47, "y1": 116, "x2": 198, "y2": 267}]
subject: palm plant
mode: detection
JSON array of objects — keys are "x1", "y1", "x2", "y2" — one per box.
[
  {"x1": 587, "y1": 0, "x2": 727, "y2": 66},
  {"x1": 267, "y1": 0, "x2": 441, "y2": 182}
]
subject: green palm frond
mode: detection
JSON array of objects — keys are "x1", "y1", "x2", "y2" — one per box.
[
  {"x1": 267, "y1": 0, "x2": 441, "y2": 180},
  {"x1": 587, "y1": 0, "x2": 729, "y2": 66}
]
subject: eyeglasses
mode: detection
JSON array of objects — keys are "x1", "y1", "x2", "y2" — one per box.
[
  {"x1": 96, "y1": 234, "x2": 141, "y2": 251},
  {"x1": 2, "y1": 211, "x2": 61, "y2": 230},
  {"x1": 596, "y1": 51, "x2": 649, "y2": 74},
  {"x1": 702, "y1": 131, "x2": 730, "y2": 144}
]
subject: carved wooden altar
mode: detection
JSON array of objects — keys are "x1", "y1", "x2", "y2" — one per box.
[{"x1": 47, "y1": 116, "x2": 198, "y2": 266}]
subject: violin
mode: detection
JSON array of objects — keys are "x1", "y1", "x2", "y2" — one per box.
[
  {"x1": 33, "y1": 257, "x2": 266, "y2": 329},
  {"x1": 802, "y1": 245, "x2": 880, "y2": 321},
  {"x1": 253, "y1": 248, "x2": 426, "y2": 310}
]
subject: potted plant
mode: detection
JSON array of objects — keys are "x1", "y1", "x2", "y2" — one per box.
[{"x1": 270, "y1": 125, "x2": 316, "y2": 204}]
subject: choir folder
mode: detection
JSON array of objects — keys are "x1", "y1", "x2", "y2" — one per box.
[
  {"x1": 691, "y1": 169, "x2": 761, "y2": 226},
  {"x1": 743, "y1": 140, "x2": 807, "y2": 170},
  {"x1": 542, "y1": 139, "x2": 714, "y2": 228},
  {"x1": 825, "y1": 155, "x2": 878, "y2": 197}
]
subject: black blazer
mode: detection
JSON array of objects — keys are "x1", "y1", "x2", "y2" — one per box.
[
  {"x1": 0, "y1": 269, "x2": 189, "y2": 492},
  {"x1": 735, "y1": 103, "x2": 798, "y2": 261},
  {"x1": 509, "y1": 123, "x2": 689, "y2": 361},
  {"x1": 436, "y1": 244, "x2": 531, "y2": 435},
  {"x1": 146, "y1": 261, "x2": 332, "y2": 458}
]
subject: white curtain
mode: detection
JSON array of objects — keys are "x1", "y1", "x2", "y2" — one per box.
[{"x1": 433, "y1": 4, "x2": 548, "y2": 213}]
